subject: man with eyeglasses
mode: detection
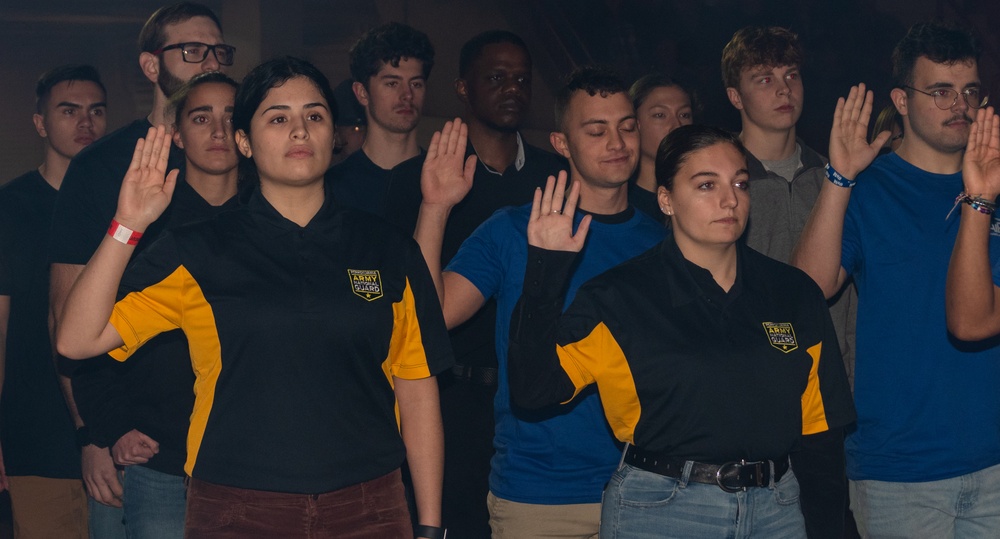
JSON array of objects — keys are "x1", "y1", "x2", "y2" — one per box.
[
  {"x1": 48, "y1": 3, "x2": 232, "y2": 538},
  {"x1": 793, "y1": 21, "x2": 1000, "y2": 538}
]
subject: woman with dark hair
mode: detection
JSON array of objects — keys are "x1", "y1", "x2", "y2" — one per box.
[
  {"x1": 55, "y1": 57, "x2": 451, "y2": 538},
  {"x1": 507, "y1": 125, "x2": 855, "y2": 537},
  {"x1": 628, "y1": 74, "x2": 695, "y2": 223}
]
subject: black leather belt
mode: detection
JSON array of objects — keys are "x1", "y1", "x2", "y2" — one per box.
[
  {"x1": 450, "y1": 364, "x2": 498, "y2": 387},
  {"x1": 624, "y1": 445, "x2": 789, "y2": 492}
]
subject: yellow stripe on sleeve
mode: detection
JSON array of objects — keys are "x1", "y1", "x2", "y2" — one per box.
[
  {"x1": 558, "y1": 322, "x2": 641, "y2": 445},
  {"x1": 107, "y1": 265, "x2": 224, "y2": 478},
  {"x1": 801, "y1": 342, "x2": 830, "y2": 435}
]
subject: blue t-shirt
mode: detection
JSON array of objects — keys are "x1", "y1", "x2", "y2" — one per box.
[
  {"x1": 842, "y1": 152, "x2": 1000, "y2": 482},
  {"x1": 447, "y1": 204, "x2": 665, "y2": 504}
]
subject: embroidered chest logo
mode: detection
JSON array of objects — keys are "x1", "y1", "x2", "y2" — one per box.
[
  {"x1": 762, "y1": 322, "x2": 798, "y2": 353},
  {"x1": 348, "y1": 269, "x2": 383, "y2": 301}
]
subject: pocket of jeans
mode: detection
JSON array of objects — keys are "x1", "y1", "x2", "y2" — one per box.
[
  {"x1": 772, "y1": 471, "x2": 800, "y2": 506},
  {"x1": 615, "y1": 466, "x2": 681, "y2": 508}
]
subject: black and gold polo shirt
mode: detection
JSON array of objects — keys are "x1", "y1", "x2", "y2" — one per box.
[
  {"x1": 509, "y1": 235, "x2": 855, "y2": 463},
  {"x1": 108, "y1": 188, "x2": 453, "y2": 494}
]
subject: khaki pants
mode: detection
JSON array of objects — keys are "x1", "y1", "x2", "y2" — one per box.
[
  {"x1": 8, "y1": 475, "x2": 88, "y2": 539},
  {"x1": 488, "y1": 491, "x2": 601, "y2": 539}
]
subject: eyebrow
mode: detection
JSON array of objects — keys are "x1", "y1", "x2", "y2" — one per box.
[
  {"x1": 260, "y1": 102, "x2": 329, "y2": 114},
  {"x1": 924, "y1": 81, "x2": 981, "y2": 90},
  {"x1": 187, "y1": 105, "x2": 214, "y2": 115},
  {"x1": 580, "y1": 114, "x2": 636, "y2": 127},
  {"x1": 689, "y1": 168, "x2": 750, "y2": 180}
]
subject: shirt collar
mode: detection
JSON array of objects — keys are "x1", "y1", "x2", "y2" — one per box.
[
  {"x1": 248, "y1": 184, "x2": 334, "y2": 237},
  {"x1": 472, "y1": 132, "x2": 526, "y2": 175},
  {"x1": 659, "y1": 233, "x2": 745, "y2": 308}
]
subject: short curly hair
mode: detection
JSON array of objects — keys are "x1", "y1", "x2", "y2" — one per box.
[
  {"x1": 554, "y1": 66, "x2": 628, "y2": 131},
  {"x1": 349, "y1": 22, "x2": 435, "y2": 87},
  {"x1": 891, "y1": 21, "x2": 980, "y2": 88},
  {"x1": 721, "y1": 26, "x2": 803, "y2": 90}
]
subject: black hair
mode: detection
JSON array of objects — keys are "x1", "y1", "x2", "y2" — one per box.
[
  {"x1": 35, "y1": 64, "x2": 106, "y2": 114},
  {"x1": 349, "y1": 22, "x2": 435, "y2": 87},
  {"x1": 168, "y1": 71, "x2": 238, "y2": 126},
  {"x1": 721, "y1": 26, "x2": 803, "y2": 89},
  {"x1": 628, "y1": 73, "x2": 700, "y2": 118},
  {"x1": 655, "y1": 125, "x2": 748, "y2": 190},
  {"x1": 233, "y1": 56, "x2": 337, "y2": 193},
  {"x1": 554, "y1": 66, "x2": 628, "y2": 130},
  {"x1": 138, "y1": 2, "x2": 223, "y2": 53},
  {"x1": 458, "y1": 30, "x2": 530, "y2": 78},
  {"x1": 891, "y1": 21, "x2": 981, "y2": 88}
]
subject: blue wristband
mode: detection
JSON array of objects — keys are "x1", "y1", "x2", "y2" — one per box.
[{"x1": 825, "y1": 163, "x2": 856, "y2": 188}]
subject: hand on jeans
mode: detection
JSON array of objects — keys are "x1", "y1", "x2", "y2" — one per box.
[{"x1": 82, "y1": 444, "x2": 123, "y2": 507}]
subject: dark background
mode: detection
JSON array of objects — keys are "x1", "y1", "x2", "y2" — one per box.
[{"x1": 1, "y1": 0, "x2": 998, "y2": 181}]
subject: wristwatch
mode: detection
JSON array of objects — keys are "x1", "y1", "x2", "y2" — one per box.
[
  {"x1": 75, "y1": 426, "x2": 92, "y2": 448},
  {"x1": 414, "y1": 525, "x2": 446, "y2": 539}
]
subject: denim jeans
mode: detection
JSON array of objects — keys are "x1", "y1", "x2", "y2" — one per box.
[
  {"x1": 850, "y1": 462, "x2": 1000, "y2": 539},
  {"x1": 600, "y1": 463, "x2": 806, "y2": 538},
  {"x1": 122, "y1": 465, "x2": 186, "y2": 539},
  {"x1": 88, "y1": 496, "x2": 126, "y2": 539}
]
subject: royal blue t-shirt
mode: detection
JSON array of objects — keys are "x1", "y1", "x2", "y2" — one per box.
[
  {"x1": 842, "y1": 152, "x2": 1000, "y2": 482},
  {"x1": 447, "y1": 203, "x2": 665, "y2": 504}
]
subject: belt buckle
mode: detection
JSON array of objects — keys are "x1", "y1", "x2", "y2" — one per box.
[{"x1": 715, "y1": 460, "x2": 746, "y2": 493}]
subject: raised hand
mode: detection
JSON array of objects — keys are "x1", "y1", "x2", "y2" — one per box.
[
  {"x1": 420, "y1": 118, "x2": 477, "y2": 207},
  {"x1": 829, "y1": 83, "x2": 891, "y2": 180},
  {"x1": 963, "y1": 106, "x2": 1000, "y2": 199},
  {"x1": 527, "y1": 171, "x2": 591, "y2": 252},
  {"x1": 114, "y1": 125, "x2": 179, "y2": 232}
]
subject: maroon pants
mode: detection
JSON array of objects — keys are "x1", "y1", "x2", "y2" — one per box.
[{"x1": 184, "y1": 469, "x2": 411, "y2": 538}]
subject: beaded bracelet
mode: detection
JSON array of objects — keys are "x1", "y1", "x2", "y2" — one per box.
[
  {"x1": 825, "y1": 163, "x2": 856, "y2": 188},
  {"x1": 955, "y1": 192, "x2": 998, "y2": 215}
]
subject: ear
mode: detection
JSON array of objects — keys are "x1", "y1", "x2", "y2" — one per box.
[
  {"x1": 352, "y1": 81, "x2": 369, "y2": 107},
  {"x1": 726, "y1": 87, "x2": 743, "y2": 110},
  {"x1": 172, "y1": 128, "x2": 184, "y2": 149},
  {"x1": 455, "y1": 78, "x2": 469, "y2": 104},
  {"x1": 549, "y1": 132, "x2": 570, "y2": 159},
  {"x1": 657, "y1": 185, "x2": 673, "y2": 216},
  {"x1": 235, "y1": 129, "x2": 252, "y2": 158},
  {"x1": 139, "y1": 52, "x2": 160, "y2": 85},
  {"x1": 32, "y1": 114, "x2": 47, "y2": 138},
  {"x1": 891, "y1": 87, "x2": 908, "y2": 116}
]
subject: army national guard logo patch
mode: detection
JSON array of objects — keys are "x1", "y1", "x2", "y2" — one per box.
[
  {"x1": 762, "y1": 322, "x2": 798, "y2": 353},
  {"x1": 348, "y1": 269, "x2": 383, "y2": 301}
]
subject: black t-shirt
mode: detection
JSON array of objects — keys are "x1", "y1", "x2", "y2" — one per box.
[
  {"x1": 50, "y1": 118, "x2": 184, "y2": 265},
  {"x1": 384, "y1": 140, "x2": 567, "y2": 369},
  {"x1": 0, "y1": 171, "x2": 80, "y2": 478},
  {"x1": 327, "y1": 149, "x2": 425, "y2": 218},
  {"x1": 628, "y1": 181, "x2": 667, "y2": 226}
]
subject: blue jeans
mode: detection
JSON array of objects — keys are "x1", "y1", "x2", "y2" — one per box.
[
  {"x1": 122, "y1": 466, "x2": 186, "y2": 539},
  {"x1": 89, "y1": 497, "x2": 126, "y2": 539},
  {"x1": 850, "y1": 462, "x2": 1000, "y2": 539},
  {"x1": 601, "y1": 463, "x2": 806, "y2": 538}
]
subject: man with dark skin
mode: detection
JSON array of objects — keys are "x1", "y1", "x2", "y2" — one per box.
[{"x1": 388, "y1": 30, "x2": 564, "y2": 537}]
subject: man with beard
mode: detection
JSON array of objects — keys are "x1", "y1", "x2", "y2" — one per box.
[
  {"x1": 328, "y1": 22, "x2": 434, "y2": 218},
  {"x1": 48, "y1": 3, "x2": 231, "y2": 537},
  {"x1": 388, "y1": 30, "x2": 566, "y2": 537},
  {"x1": 793, "y1": 22, "x2": 1000, "y2": 537}
]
